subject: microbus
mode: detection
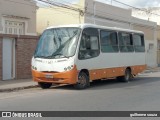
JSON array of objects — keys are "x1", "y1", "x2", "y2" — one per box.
[{"x1": 32, "y1": 24, "x2": 146, "y2": 89}]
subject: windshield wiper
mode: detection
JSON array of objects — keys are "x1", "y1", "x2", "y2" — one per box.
[
  {"x1": 52, "y1": 53, "x2": 69, "y2": 58},
  {"x1": 51, "y1": 32, "x2": 78, "y2": 56},
  {"x1": 34, "y1": 55, "x2": 45, "y2": 58},
  {"x1": 44, "y1": 53, "x2": 69, "y2": 59}
]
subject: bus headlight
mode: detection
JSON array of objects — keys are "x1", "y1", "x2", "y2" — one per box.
[
  {"x1": 32, "y1": 66, "x2": 37, "y2": 70},
  {"x1": 35, "y1": 67, "x2": 37, "y2": 70},
  {"x1": 64, "y1": 65, "x2": 73, "y2": 71},
  {"x1": 64, "y1": 67, "x2": 67, "y2": 71},
  {"x1": 68, "y1": 66, "x2": 71, "y2": 70}
]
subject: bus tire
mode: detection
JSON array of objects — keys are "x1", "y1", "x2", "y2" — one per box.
[
  {"x1": 117, "y1": 68, "x2": 131, "y2": 82},
  {"x1": 38, "y1": 82, "x2": 52, "y2": 89},
  {"x1": 74, "y1": 72, "x2": 90, "y2": 89}
]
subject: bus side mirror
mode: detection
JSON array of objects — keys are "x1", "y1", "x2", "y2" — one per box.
[{"x1": 39, "y1": 35, "x2": 42, "y2": 39}]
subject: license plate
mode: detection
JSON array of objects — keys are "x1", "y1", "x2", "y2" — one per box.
[{"x1": 45, "y1": 74, "x2": 53, "y2": 79}]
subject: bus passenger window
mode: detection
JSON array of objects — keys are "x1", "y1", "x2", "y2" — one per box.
[
  {"x1": 118, "y1": 32, "x2": 134, "y2": 52},
  {"x1": 78, "y1": 28, "x2": 99, "y2": 59},
  {"x1": 133, "y1": 34, "x2": 145, "y2": 52},
  {"x1": 100, "y1": 30, "x2": 119, "y2": 53}
]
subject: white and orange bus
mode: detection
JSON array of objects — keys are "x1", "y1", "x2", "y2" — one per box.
[{"x1": 32, "y1": 24, "x2": 146, "y2": 89}]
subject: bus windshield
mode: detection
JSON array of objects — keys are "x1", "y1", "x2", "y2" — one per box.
[{"x1": 34, "y1": 27, "x2": 81, "y2": 59}]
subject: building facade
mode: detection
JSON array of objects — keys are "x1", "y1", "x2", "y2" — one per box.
[
  {"x1": 0, "y1": 0, "x2": 38, "y2": 81},
  {"x1": 37, "y1": 0, "x2": 158, "y2": 67},
  {"x1": 132, "y1": 7, "x2": 160, "y2": 25},
  {"x1": 0, "y1": 0, "x2": 37, "y2": 35},
  {"x1": 132, "y1": 8, "x2": 160, "y2": 66}
]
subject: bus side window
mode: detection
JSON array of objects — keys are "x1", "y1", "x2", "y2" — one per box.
[
  {"x1": 133, "y1": 34, "x2": 145, "y2": 52},
  {"x1": 100, "y1": 30, "x2": 119, "y2": 53},
  {"x1": 118, "y1": 32, "x2": 134, "y2": 52},
  {"x1": 78, "y1": 28, "x2": 99, "y2": 59}
]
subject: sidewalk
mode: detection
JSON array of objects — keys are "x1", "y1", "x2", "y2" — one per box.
[
  {"x1": 0, "y1": 79, "x2": 38, "y2": 92},
  {"x1": 0, "y1": 67, "x2": 160, "y2": 92},
  {"x1": 144, "y1": 67, "x2": 160, "y2": 73}
]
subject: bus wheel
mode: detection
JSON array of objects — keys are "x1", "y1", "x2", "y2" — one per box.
[
  {"x1": 117, "y1": 69, "x2": 131, "y2": 82},
  {"x1": 74, "y1": 72, "x2": 90, "y2": 89},
  {"x1": 38, "y1": 82, "x2": 52, "y2": 89}
]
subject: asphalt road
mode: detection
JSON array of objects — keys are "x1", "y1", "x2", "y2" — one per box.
[{"x1": 0, "y1": 72, "x2": 160, "y2": 119}]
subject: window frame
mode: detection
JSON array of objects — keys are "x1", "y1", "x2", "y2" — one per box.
[
  {"x1": 118, "y1": 32, "x2": 134, "y2": 53},
  {"x1": 132, "y1": 33, "x2": 145, "y2": 52},
  {"x1": 78, "y1": 27, "x2": 100, "y2": 60},
  {"x1": 100, "y1": 29, "x2": 119, "y2": 53}
]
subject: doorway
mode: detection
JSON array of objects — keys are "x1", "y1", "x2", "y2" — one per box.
[{"x1": 2, "y1": 38, "x2": 15, "y2": 80}]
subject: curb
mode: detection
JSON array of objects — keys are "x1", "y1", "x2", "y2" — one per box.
[
  {"x1": 143, "y1": 70, "x2": 160, "y2": 73},
  {"x1": 0, "y1": 85, "x2": 39, "y2": 93}
]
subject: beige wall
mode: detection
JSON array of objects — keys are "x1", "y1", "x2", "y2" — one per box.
[
  {"x1": 36, "y1": 1, "x2": 85, "y2": 34},
  {"x1": 37, "y1": 8, "x2": 83, "y2": 34},
  {"x1": 0, "y1": 0, "x2": 37, "y2": 35},
  {"x1": 131, "y1": 17, "x2": 157, "y2": 41},
  {"x1": 133, "y1": 25, "x2": 155, "y2": 40}
]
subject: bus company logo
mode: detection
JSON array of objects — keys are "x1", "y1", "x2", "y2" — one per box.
[
  {"x1": 2, "y1": 112, "x2": 11, "y2": 117},
  {"x1": 2, "y1": 112, "x2": 43, "y2": 118}
]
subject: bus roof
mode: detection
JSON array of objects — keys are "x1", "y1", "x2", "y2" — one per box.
[{"x1": 46, "y1": 24, "x2": 144, "y2": 34}]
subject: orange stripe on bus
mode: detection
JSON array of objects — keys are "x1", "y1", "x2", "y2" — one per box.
[{"x1": 89, "y1": 65, "x2": 146, "y2": 81}]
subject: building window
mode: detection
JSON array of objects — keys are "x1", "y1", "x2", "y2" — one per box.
[
  {"x1": 14, "y1": 28, "x2": 17, "y2": 34},
  {"x1": 4, "y1": 20, "x2": 25, "y2": 35},
  {"x1": 100, "y1": 30, "x2": 119, "y2": 53},
  {"x1": 9, "y1": 28, "x2": 12, "y2": 34}
]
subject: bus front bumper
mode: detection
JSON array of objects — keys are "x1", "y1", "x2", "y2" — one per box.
[{"x1": 32, "y1": 66, "x2": 77, "y2": 84}]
